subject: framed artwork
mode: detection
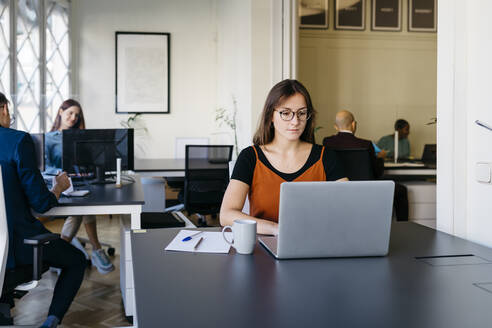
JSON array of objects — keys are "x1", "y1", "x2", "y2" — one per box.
[
  {"x1": 299, "y1": 0, "x2": 329, "y2": 29},
  {"x1": 115, "y1": 32, "x2": 170, "y2": 114},
  {"x1": 372, "y1": 0, "x2": 401, "y2": 31},
  {"x1": 408, "y1": 0, "x2": 437, "y2": 32},
  {"x1": 335, "y1": 0, "x2": 366, "y2": 30}
]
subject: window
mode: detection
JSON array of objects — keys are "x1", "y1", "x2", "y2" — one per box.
[{"x1": 0, "y1": 0, "x2": 71, "y2": 133}]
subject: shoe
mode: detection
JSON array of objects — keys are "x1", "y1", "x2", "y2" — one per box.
[
  {"x1": 49, "y1": 267, "x2": 61, "y2": 275},
  {"x1": 71, "y1": 237, "x2": 90, "y2": 260},
  {"x1": 91, "y1": 249, "x2": 115, "y2": 274}
]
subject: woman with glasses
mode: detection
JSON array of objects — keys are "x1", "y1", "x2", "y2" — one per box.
[
  {"x1": 220, "y1": 79, "x2": 348, "y2": 235},
  {"x1": 45, "y1": 99, "x2": 114, "y2": 274}
]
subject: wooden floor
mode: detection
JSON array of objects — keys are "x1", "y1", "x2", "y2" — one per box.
[
  {"x1": 12, "y1": 216, "x2": 130, "y2": 328},
  {"x1": 12, "y1": 212, "x2": 219, "y2": 328}
]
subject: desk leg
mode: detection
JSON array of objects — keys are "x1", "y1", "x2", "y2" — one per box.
[{"x1": 130, "y1": 206, "x2": 142, "y2": 230}]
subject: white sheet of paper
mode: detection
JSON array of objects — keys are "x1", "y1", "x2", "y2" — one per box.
[
  {"x1": 165, "y1": 230, "x2": 232, "y2": 253},
  {"x1": 64, "y1": 190, "x2": 90, "y2": 197}
]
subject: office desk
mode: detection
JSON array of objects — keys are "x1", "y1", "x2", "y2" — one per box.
[
  {"x1": 134, "y1": 158, "x2": 229, "y2": 177},
  {"x1": 383, "y1": 163, "x2": 436, "y2": 180},
  {"x1": 38, "y1": 179, "x2": 145, "y2": 229},
  {"x1": 35, "y1": 178, "x2": 145, "y2": 317},
  {"x1": 131, "y1": 223, "x2": 492, "y2": 328},
  {"x1": 134, "y1": 158, "x2": 185, "y2": 177}
]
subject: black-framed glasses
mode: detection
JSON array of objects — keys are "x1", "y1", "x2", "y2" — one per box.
[{"x1": 275, "y1": 108, "x2": 311, "y2": 121}]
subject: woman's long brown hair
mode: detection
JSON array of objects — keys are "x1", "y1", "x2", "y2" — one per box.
[
  {"x1": 252, "y1": 79, "x2": 316, "y2": 145},
  {"x1": 50, "y1": 99, "x2": 86, "y2": 131}
]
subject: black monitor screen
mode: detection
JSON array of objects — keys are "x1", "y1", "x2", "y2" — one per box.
[
  {"x1": 30, "y1": 133, "x2": 45, "y2": 172},
  {"x1": 62, "y1": 129, "x2": 134, "y2": 174}
]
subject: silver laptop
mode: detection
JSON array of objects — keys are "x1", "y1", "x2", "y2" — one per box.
[{"x1": 259, "y1": 181, "x2": 395, "y2": 259}]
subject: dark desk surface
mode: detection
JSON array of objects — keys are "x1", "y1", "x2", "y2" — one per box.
[
  {"x1": 57, "y1": 178, "x2": 144, "y2": 206},
  {"x1": 132, "y1": 222, "x2": 492, "y2": 328}
]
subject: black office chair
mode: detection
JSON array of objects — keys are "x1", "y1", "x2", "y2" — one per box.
[
  {"x1": 334, "y1": 148, "x2": 376, "y2": 180},
  {"x1": 0, "y1": 166, "x2": 57, "y2": 325},
  {"x1": 184, "y1": 145, "x2": 233, "y2": 227}
]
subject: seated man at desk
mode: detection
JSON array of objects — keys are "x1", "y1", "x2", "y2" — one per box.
[
  {"x1": 0, "y1": 93, "x2": 86, "y2": 328},
  {"x1": 377, "y1": 119, "x2": 411, "y2": 159},
  {"x1": 322, "y1": 110, "x2": 383, "y2": 178}
]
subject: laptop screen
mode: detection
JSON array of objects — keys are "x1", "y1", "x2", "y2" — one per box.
[{"x1": 421, "y1": 144, "x2": 436, "y2": 163}]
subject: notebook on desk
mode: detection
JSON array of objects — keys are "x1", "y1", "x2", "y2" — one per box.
[{"x1": 259, "y1": 181, "x2": 395, "y2": 259}]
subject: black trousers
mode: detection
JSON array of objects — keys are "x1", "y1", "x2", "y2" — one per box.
[
  {"x1": 394, "y1": 183, "x2": 409, "y2": 221},
  {"x1": 43, "y1": 238, "x2": 86, "y2": 321}
]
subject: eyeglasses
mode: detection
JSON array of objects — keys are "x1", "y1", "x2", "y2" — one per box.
[{"x1": 275, "y1": 108, "x2": 311, "y2": 122}]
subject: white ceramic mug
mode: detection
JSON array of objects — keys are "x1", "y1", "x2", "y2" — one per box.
[{"x1": 222, "y1": 219, "x2": 257, "y2": 254}]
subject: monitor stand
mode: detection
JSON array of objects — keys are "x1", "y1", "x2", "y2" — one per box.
[{"x1": 90, "y1": 166, "x2": 114, "y2": 185}]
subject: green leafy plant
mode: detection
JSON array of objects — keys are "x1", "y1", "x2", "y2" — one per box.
[{"x1": 215, "y1": 96, "x2": 239, "y2": 157}]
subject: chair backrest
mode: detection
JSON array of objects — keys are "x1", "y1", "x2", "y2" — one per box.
[
  {"x1": 0, "y1": 166, "x2": 9, "y2": 296},
  {"x1": 175, "y1": 137, "x2": 209, "y2": 159},
  {"x1": 335, "y1": 149, "x2": 375, "y2": 181},
  {"x1": 184, "y1": 145, "x2": 233, "y2": 215}
]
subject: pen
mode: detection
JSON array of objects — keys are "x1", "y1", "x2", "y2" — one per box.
[
  {"x1": 182, "y1": 231, "x2": 203, "y2": 242},
  {"x1": 476, "y1": 120, "x2": 492, "y2": 132},
  {"x1": 194, "y1": 237, "x2": 203, "y2": 250}
]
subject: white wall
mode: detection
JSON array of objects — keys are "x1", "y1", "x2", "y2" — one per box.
[
  {"x1": 298, "y1": 0, "x2": 437, "y2": 156},
  {"x1": 437, "y1": 0, "x2": 492, "y2": 247},
  {"x1": 73, "y1": 0, "x2": 278, "y2": 158},
  {"x1": 215, "y1": 0, "x2": 252, "y2": 154},
  {"x1": 72, "y1": 0, "x2": 218, "y2": 158}
]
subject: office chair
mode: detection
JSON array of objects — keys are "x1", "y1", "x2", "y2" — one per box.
[
  {"x1": 166, "y1": 138, "x2": 210, "y2": 207},
  {"x1": 0, "y1": 166, "x2": 58, "y2": 325},
  {"x1": 334, "y1": 148, "x2": 376, "y2": 180},
  {"x1": 184, "y1": 145, "x2": 233, "y2": 226}
]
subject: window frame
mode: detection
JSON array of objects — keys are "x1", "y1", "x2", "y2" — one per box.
[{"x1": 1, "y1": 0, "x2": 72, "y2": 133}]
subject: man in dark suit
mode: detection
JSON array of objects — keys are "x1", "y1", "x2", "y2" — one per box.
[
  {"x1": 0, "y1": 93, "x2": 85, "y2": 328},
  {"x1": 323, "y1": 110, "x2": 383, "y2": 178},
  {"x1": 323, "y1": 110, "x2": 408, "y2": 221}
]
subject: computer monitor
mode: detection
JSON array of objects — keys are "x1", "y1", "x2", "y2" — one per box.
[
  {"x1": 421, "y1": 144, "x2": 436, "y2": 164},
  {"x1": 30, "y1": 133, "x2": 45, "y2": 172},
  {"x1": 62, "y1": 129, "x2": 134, "y2": 183}
]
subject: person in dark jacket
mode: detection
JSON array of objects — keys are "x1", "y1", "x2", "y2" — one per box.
[
  {"x1": 323, "y1": 110, "x2": 408, "y2": 220},
  {"x1": 323, "y1": 110, "x2": 383, "y2": 178},
  {"x1": 0, "y1": 92, "x2": 85, "y2": 328}
]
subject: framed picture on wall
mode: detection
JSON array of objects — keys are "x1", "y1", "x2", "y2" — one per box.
[
  {"x1": 372, "y1": 0, "x2": 401, "y2": 31},
  {"x1": 299, "y1": 0, "x2": 329, "y2": 29},
  {"x1": 335, "y1": 0, "x2": 366, "y2": 30},
  {"x1": 115, "y1": 32, "x2": 170, "y2": 114},
  {"x1": 408, "y1": 0, "x2": 437, "y2": 32}
]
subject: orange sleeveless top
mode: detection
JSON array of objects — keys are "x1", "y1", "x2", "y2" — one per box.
[{"x1": 249, "y1": 146, "x2": 327, "y2": 223}]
